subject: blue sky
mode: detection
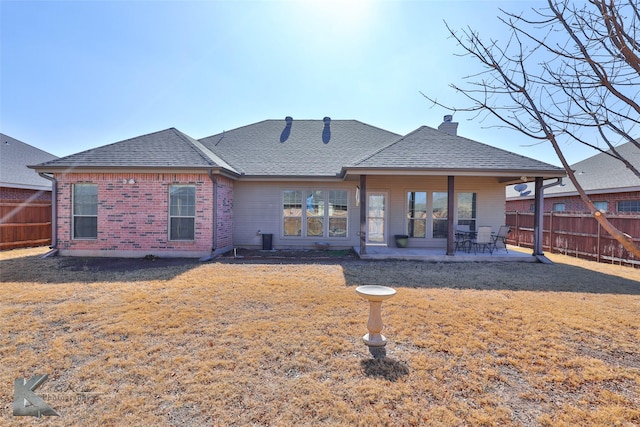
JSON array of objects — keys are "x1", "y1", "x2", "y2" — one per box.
[{"x1": 1, "y1": 0, "x2": 602, "y2": 165}]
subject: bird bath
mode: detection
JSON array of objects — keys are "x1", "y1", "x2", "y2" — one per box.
[{"x1": 355, "y1": 285, "x2": 396, "y2": 347}]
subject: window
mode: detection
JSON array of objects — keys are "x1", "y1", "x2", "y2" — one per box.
[
  {"x1": 328, "y1": 190, "x2": 348, "y2": 237},
  {"x1": 457, "y1": 192, "x2": 477, "y2": 232},
  {"x1": 406, "y1": 191, "x2": 451, "y2": 239},
  {"x1": 283, "y1": 189, "x2": 348, "y2": 238},
  {"x1": 283, "y1": 190, "x2": 302, "y2": 236},
  {"x1": 553, "y1": 203, "x2": 566, "y2": 212},
  {"x1": 618, "y1": 200, "x2": 640, "y2": 213},
  {"x1": 73, "y1": 184, "x2": 98, "y2": 239},
  {"x1": 306, "y1": 190, "x2": 324, "y2": 237},
  {"x1": 406, "y1": 191, "x2": 427, "y2": 238},
  {"x1": 169, "y1": 185, "x2": 195, "y2": 240},
  {"x1": 432, "y1": 192, "x2": 448, "y2": 238},
  {"x1": 593, "y1": 201, "x2": 608, "y2": 212}
]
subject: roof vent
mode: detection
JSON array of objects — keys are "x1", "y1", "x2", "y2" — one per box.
[
  {"x1": 280, "y1": 117, "x2": 293, "y2": 143},
  {"x1": 322, "y1": 117, "x2": 331, "y2": 144}
]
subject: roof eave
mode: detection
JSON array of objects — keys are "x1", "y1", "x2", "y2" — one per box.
[
  {"x1": 508, "y1": 184, "x2": 640, "y2": 200},
  {"x1": 342, "y1": 167, "x2": 565, "y2": 181},
  {"x1": 29, "y1": 165, "x2": 241, "y2": 179},
  {"x1": 0, "y1": 182, "x2": 53, "y2": 191},
  {"x1": 236, "y1": 173, "x2": 345, "y2": 182}
]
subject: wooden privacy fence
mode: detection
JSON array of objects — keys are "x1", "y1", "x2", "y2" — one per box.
[
  {"x1": 0, "y1": 200, "x2": 52, "y2": 250},
  {"x1": 506, "y1": 211, "x2": 640, "y2": 268}
]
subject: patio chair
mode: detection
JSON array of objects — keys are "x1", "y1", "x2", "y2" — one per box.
[
  {"x1": 472, "y1": 226, "x2": 494, "y2": 254},
  {"x1": 492, "y1": 226, "x2": 511, "y2": 253},
  {"x1": 454, "y1": 225, "x2": 472, "y2": 253}
]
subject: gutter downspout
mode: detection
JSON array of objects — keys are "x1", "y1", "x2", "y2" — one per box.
[
  {"x1": 533, "y1": 177, "x2": 563, "y2": 262},
  {"x1": 38, "y1": 172, "x2": 58, "y2": 250},
  {"x1": 207, "y1": 170, "x2": 218, "y2": 254}
]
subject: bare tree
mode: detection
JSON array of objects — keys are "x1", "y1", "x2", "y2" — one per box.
[{"x1": 425, "y1": 0, "x2": 640, "y2": 258}]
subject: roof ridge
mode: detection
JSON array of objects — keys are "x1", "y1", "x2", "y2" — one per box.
[
  {"x1": 348, "y1": 119, "x2": 403, "y2": 137},
  {"x1": 572, "y1": 140, "x2": 640, "y2": 168},
  {"x1": 200, "y1": 120, "x2": 272, "y2": 142},
  {"x1": 0, "y1": 133, "x2": 59, "y2": 159},
  {"x1": 436, "y1": 126, "x2": 558, "y2": 164},
  {"x1": 54, "y1": 128, "x2": 180, "y2": 160},
  {"x1": 350, "y1": 126, "x2": 427, "y2": 166},
  {"x1": 172, "y1": 129, "x2": 238, "y2": 173},
  {"x1": 200, "y1": 119, "x2": 403, "y2": 142}
]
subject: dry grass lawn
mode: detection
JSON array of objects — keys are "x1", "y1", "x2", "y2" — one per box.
[{"x1": 1, "y1": 247, "x2": 639, "y2": 426}]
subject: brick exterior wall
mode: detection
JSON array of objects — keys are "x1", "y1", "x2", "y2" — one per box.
[
  {"x1": 0, "y1": 187, "x2": 52, "y2": 202},
  {"x1": 54, "y1": 172, "x2": 223, "y2": 258},
  {"x1": 214, "y1": 176, "x2": 234, "y2": 251},
  {"x1": 506, "y1": 191, "x2": 640, "y2": 214}
]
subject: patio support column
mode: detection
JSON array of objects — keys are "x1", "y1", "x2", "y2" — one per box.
[
  {"x1": 533, "y1": 177, "x2": 544, "y2": 256},
  {"x1": 446, "y1": 176, "x2": 455, "y2": 256},
  {"x1": 359, "y1": 175, "x2": 367, "y2": 256}
]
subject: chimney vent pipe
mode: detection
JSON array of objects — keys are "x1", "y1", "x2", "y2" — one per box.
[{"x1": 438, "y1": 115, "x2": 458, "y2": 135}]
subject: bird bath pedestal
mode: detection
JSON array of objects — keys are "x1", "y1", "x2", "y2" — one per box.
[{"x1": 356, "y1": 285, "x2": 396, "y2": 347}]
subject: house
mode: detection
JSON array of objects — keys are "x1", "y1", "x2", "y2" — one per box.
[
  {"x1": 1, "y1": 133, "x2": 58, "y2": 202},
  {"x1": 30, "y1": 116, "x2": 564, "y2": 258},
  {"x1": 1, "y1": 133, "x2": 58, "y2": 250},
  {"x1": 506, "y1": 141, "x2": 640, "y2": 213}
]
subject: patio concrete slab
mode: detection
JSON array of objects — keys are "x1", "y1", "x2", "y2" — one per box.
[{"x1": 354, "y1": 245, "x2": 539, "y2": 263}]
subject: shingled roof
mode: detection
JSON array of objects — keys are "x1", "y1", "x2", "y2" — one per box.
[
  {"x1": 1, "y1": 133, "x2": 58, "y2": 190},
  {"x1": 507, "y1": 140, "x2": 640, "y2": 198},
  {"x1": 199, "y1": 119, "x2": 401, "y2": 177},
  {"x1": 345, "y1": 126, "x2": 564, "y2": 181},
  {"x1": 30, "y1": 118, "x2": 566, "y2": 182},
  {"x1": 32, "y1": 128, "x2": 236, "y2": 172}
]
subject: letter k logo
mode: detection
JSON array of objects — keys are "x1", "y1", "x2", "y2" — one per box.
[{"x1": 13, "y1": 374, "x2": 59, "y2": 417}]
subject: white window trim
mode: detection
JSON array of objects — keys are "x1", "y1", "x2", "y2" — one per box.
[
  {"x1": 168, "y1": 184, "x2": 196, "y2": 241},
  {"x1": 72, "y1": 183, "x2": 98, "y2": 240},
  {"x1": 406, "y1": 190, "x2": 428, "y2": 238},
  {"x1": 456, "y1": 191, "x2": 478, "y2": 232},
  {"x1": 282, "y1": 189, "x2": 349, "y2": 239}
]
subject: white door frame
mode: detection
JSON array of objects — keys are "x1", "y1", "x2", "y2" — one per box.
[{"x1": 366, "y1": 191, "x2": 388, "y2": 245}]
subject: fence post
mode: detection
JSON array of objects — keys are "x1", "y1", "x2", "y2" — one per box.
[
  {"x1": 515, "y1": 211, "x2": 520, "y2": 246},
  {"x1": 549, "y1": 211, "x2": 553, "y2": 254},
  {"x1": 597, "y1": 221, "x2": 601, "y2": 264}
]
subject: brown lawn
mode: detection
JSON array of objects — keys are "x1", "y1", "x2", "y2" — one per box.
[{"x1": 0, "y1": 247, "x2": 639, "y2": 426}]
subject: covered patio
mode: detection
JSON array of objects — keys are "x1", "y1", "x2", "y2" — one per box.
[{"x1": 354, "y1": 245, "x2": 541, "y2": 262}]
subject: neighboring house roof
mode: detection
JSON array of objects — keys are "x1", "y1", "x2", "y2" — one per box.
[
  {"x1": 345, "y1": 126, "x2": 564, "y2": 182},
  {"x1": 32, "y1": 128, "x2": 237, "y2": 174},
  {"x1": 507, "y1": 141, "x2": 640, "y2": 199},
  {"x1": 199, "y1": 118, "x2": 401, "y2": 177},
  {"x1": 0, "y1": 133, "x2": 58, "y2": 191}
]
